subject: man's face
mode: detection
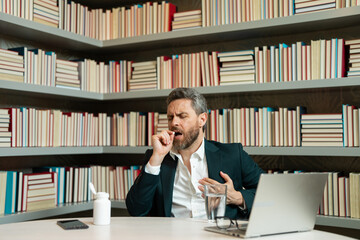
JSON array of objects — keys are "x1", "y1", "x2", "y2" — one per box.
[{"x1": 167, "y1": 99, "x2": 204, "y2": 151}]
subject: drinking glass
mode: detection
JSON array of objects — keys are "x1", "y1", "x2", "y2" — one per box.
[{"x1": 204, "y1": 184, "x2": 227, "y2": 222}]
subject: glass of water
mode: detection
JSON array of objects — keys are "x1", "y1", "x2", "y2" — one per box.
[{"x1": 204, "y1": 184, "x2": 227, "y2": 222}]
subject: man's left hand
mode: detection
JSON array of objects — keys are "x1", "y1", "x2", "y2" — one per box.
[{"x1": 198, "y1": 171, "x2": 244, "y2": 206}]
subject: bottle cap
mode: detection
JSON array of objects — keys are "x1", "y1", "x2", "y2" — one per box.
[{"x1": 96, "y1": 192, "x2": 109, "y2": 199}]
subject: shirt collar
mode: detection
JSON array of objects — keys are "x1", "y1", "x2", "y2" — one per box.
[{"x1": 170, "y1": 138, "x2": 205, "y2": 161}]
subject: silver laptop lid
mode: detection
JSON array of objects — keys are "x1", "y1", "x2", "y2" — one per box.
[{"x1": 245, "y1": 173, "x2": 328, "y2": 238}]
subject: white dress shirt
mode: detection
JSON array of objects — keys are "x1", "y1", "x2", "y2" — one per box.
[{"x1": 145, "y1": 139, "x2": 208, "y2": 219}]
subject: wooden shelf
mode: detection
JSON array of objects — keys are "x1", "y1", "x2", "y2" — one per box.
[
  {"x1": 1, "y1": 146, "x2": 360, "y2": 157},
  {"x1": 0, "y1": 200, "x2": 126, "y2": 224},
  {"x1": 2, "y1": 77, "x2": 360, "y2": 102},
  {"x1": 1, "y1": 7, "x2": 359, "y2": 53},
  {"x1": 0, "y1": 146, "x2": 150, "y2": 157},
  {"x1": 102, "y1": 6, "x2": 360, "y2": 52},
  {"x1": 0, "y1": 13, "x2": 100, "y2": 51},
  {"x1": 316, "y1": 215, "x2": 360, "y2": 230}
]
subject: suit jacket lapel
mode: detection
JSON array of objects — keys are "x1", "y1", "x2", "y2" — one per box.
[
  {"x1": 160, "y1": 154, "x2": 178, "y2": 217},
  {"x1": 205, "y1": 140, "x2": 224, "y2": 183}
]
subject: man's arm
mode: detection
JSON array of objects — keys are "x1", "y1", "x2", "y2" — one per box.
[
  {"x1": 126, "y1": 130, "x2": 175, "y2": 216},
  {"x1": 125, "y1": 150, "x2": 160, "y2": 216}
]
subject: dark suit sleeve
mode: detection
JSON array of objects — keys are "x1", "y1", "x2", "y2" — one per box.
[
  {"x1": 126, "y1": 150, "x2": 160, "y2": 216},
  {"x1": 237, "y1": 144, "x2": 264, "y2": 218}
]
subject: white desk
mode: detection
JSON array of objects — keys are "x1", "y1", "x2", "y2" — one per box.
[{"x1": 0, "y1": 217, "x2": 356, "y2": 240}]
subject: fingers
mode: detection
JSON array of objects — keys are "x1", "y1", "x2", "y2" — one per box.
[
  {"x1": 198, "y1": 177, "x2": 219, "y2": 186},
  {"x1": 220, "y1": 171, "x2": 233, "y2": 184},
  {"x1": 160, "y1": 130, "x2": 175, "y2": 145}
]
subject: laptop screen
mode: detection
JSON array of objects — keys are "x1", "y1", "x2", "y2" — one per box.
[{"x1": 205, "y1": 173, "x2": 328, "y2": 238}]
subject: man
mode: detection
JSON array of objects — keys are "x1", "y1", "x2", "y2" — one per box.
[{"x1": 126, "y1": 88, "x2": 264, "y2": 219}]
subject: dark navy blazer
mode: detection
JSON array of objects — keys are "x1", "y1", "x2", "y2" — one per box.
[{"x1": 126, "y1": 139, "x2": 264, "y2": 219}]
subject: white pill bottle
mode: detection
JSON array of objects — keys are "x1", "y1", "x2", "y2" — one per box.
[{"x1": 93, "y1": 192, "x2": 111, "y2": 225}]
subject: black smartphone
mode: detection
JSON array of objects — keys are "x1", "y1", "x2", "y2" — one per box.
[{"x1": 57, "y1": 219, "x2": 89, "y2": 230}]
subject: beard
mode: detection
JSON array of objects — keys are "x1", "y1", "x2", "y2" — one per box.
[{"x1": 172, "y1": 125, "x2": 200, "y2": 151}]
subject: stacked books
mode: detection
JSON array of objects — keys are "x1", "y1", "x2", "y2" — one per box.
[
  {"x1": 294, "y1": 0, "x2": 336, "y2": 14},
  {"x1": 0, "y1": 48, "x2": 25, "y2": 83},
  {"x1": 56, "y1": 59, "x2": 80, "y2": 90},
  {"x1": 0, "y1": 109, "x2": 11, "y2": 147},
  {"x1": 128, "y1": 61, "x2": 157, "y2": 91},
  {"x1": 21, "y1": 172, "x2": 57, "y2": 212},
  {"x1": 301, "y1": 113, "x2": 343, "y2": 146},
  {"x1": 345, "y1": 39, "x2": 360, "y2": 77},
  {"x1": 156, "y1": 113, "x2": 168, "y2": 134},
  {"x1": 172, "y1": 9, "x2": 202, "y2": 30},
  {"x1": 218, "y1": 50, "x2": 255, "y2": 85},
  {"x1": 33, "y1": 0, "x2": 59, "y2": 28}
]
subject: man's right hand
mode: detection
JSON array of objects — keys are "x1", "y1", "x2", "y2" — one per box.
[{"x1": 149, "y1": 130, "x2": 175, "y2": 166}]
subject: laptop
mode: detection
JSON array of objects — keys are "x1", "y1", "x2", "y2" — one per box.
[{"x1": 204, "y1": 173, "x2": 328, "y2": 238}]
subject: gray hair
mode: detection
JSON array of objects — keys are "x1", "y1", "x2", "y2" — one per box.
[{"x1": 166, "y1": 88, "x2": 208, "y2": 115}]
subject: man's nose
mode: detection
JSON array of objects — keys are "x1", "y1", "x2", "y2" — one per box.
[{"x1": 170, "y1": 117, "x2": 180, "y2": 126}]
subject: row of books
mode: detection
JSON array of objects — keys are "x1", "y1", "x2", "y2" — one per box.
[
  {"x1": 58, "y1": 0, "x2": 176, "y2": 40},
  {"x1": 0, "y1": 36, "x2": 353, "y2": 92},
  {"x1": 206, "y1": 107, "x2": 304, "y2": 147},
  {"x1": 157, "y1": 51, "x2": 220, "y2": 90},
  {"x1": 1, "y1": 0, "x2": 358, "y2": 41},
  {"x1": 201, "y1": 0, "x2": 296, "y2": 26},
  {"x1": 206, "y1": 105, "x2": 360, "y2": 147},
  {"x1": 0, "y1": 165, "x2": 141, "y2": 215},
  {"x1": 267, "y1": 170, "x2": 360, "y2": 219},
  {"x1": 9, "y1": 108, "x2": 148, "y2": 147},
  {"x1": 5, "y1": 104, "x2": 360, "y2": 148},
  {"x1": 255, "y1": 38, "x2": 345, "y2": 84}
]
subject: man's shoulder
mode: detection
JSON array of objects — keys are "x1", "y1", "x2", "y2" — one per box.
[{"x1": 205, "y1": 139, "x2": 244, "y2": 150}]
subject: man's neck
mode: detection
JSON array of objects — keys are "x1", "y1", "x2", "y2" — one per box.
[{"x1": 177, "y1": 134, "x2": 204, "y2": 162}]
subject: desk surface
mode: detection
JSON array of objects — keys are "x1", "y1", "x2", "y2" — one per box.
[{"x1": 0, "y1": 217, "x2": 356, "y2": 240}]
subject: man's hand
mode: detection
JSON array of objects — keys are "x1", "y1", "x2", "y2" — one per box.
[
  {"x1": 149, "y1": 130, "x2": 175, "y2": 166},
  {"x1": 198, "y1": 171, "x2": 244, "y2": 206}
]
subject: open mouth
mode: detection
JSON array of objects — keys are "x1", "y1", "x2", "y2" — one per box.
[{"x1": 173, "y1": 131, "x2": 182, "y2": 137}]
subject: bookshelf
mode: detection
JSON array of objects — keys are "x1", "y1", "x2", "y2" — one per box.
[
  {"x1": 0, "y1": 0, "x2": 359, "y2": 232},
  {"x1": 1, "y1": 7, "x2": 360, "y2": 53}
]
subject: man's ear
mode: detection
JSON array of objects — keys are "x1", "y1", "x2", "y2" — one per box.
[{"x1": 199, "y1": 112, "x2": 208, "y2": 128}]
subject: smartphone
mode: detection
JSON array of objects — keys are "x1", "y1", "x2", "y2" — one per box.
[{"x1": 57, "y1": 219, "x2": 89, "y2": 230}]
